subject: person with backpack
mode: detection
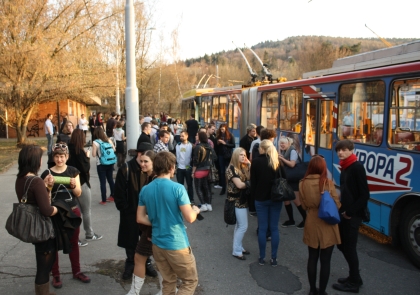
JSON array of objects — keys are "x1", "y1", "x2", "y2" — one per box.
[
  {"x1": 279, "y1": 136, "x2": 307, "y2": 229},
  {"x1": 92, "y1": 128, "x2": 116, "y2": 205},
  {"x1": 176, "y1": 131, "x2": 194, "y2": 203},
  {"x1": 192, "y1": 131, "x2": 217, "y2": 212},
  {"x1": 149, "y1": 120, "x2": 160, "y2": 145}
]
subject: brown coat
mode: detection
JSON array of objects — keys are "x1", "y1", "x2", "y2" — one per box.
[{"x1": 299, "y1": 175, "x2": 341, "y2": 249}]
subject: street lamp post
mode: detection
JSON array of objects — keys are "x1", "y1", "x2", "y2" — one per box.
[{"x1": 124, "y1": 0, "x2": 139, "y2": 152}]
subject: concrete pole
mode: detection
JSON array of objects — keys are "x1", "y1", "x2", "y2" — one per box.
[
  {"x1": 115, "y1": 49, "x2": 121, "y2": 115},
  {"x1": 125, "y1": 0, "x2": 139, "y2": 151}
]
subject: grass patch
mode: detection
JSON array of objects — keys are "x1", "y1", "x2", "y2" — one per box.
[{"x1": 0, "y1": 138, "x2": 48, "y2": 174}]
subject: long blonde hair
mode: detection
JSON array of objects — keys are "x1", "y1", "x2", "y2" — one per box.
[
  {"x1": 229, "y1": 147, "x2": 249, "y2": 179},
  {"x1": 259, "y1": 139, "x2": 279, "y2": 171}
]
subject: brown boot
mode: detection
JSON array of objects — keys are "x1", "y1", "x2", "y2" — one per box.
[{"x1": 35, "y1": 282, "x2": 56, "y2": 295}]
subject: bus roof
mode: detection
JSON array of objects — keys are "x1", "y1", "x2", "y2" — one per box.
[
  {"x1": 259, "y1": 61, "x2": 420, "y2": 92},
  {"x1": 303, "y1": 40, "x2": 420, "y2": 78},
  {"x1": 182, "y1": 88, "x2": 214, "y2": 99},
  {"x1": 202, "y1": 85, "x2": 243, "y2": 96}
]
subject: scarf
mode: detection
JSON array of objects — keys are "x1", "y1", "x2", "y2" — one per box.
[{"x1": 339, "y1": 153, "x2": 357, "y2": 170}]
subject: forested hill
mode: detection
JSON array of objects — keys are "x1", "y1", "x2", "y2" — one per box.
[{"x1": 183, "y1": 36, "x2": 418, "y2": 85}]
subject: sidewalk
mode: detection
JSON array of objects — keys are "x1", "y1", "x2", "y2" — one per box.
[{"x1": 0, "y1": 152, "x2": 160, "y2": 295}]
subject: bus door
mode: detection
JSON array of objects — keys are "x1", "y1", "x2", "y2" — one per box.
[
  {"x1": 228, "y1": 94, "x2": 241, "y2": 147},
  {"x1": 304, "y1": 98, "x2": 336, "y2": 179}
]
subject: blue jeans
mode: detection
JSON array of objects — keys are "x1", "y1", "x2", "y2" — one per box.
[
  {"x1": 176, "y1": 168, "x2": 194, "y2": 203},
  {"x1": 97, "y1": 164, "x2": 115, "y2": 202},
  {"x1": 255, "y1": 200, "x2": 282, "y2": 260},
  {"x1": 232, "y1": 207, "x2": 248, "y2": 256},
  {"x1": 46, "y1": 134, "x2": 53, "y2": 154}
]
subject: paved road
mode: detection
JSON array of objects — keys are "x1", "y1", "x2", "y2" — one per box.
[{"x1": 1, "y1": 152, "x2": 419, "y2": 295}]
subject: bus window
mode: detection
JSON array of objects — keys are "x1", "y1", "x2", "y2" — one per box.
[
  {"x1": 388, "y1": 79, "x2": 420, "y2": 152},
  {"x1": 261, "y1": 91, "x2": 279, "y2": 129},
  {"x1": 280, "y1": 89, "x2": 303, "y2": 132},
  {"x1": 234, "y1": 101, "x2": 240, "y2": 129},
  {"x1": 320, "y1": 100, "x2": 334, "y2": 149},
  {"x1": 338, "y1": 81, "x2": 385, "y2": 145},
  {"x1": 206, "y1": 100, "x2": 211, "y2": 123},
  {"x1": 228, "y1": 101, "x2": 233, "y2": 128},
  {"x1": 219, "y1": 96, "x2": 227, "y2": 121},
  {"x1": 212, "y1": 97, "x2": 219, "y2": 122},
  {"x1": 202, "y1": 100, "x2": 207, "y2": 123},
  {"x1": 305, "y1": 100, "x2": 316, "y2": 145}
]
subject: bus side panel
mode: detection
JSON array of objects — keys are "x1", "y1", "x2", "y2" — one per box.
[
  {"x1": 367, "y1": 201, "x2": 381, "y2": 232},
  {"x1": 380, "y1": 205, "x2": 391, "y2": 235}
]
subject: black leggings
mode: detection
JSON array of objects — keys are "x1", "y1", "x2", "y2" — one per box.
[
  {"x1": 35, "y1": 250, "x2": 57, "y2": 285},
  {"x1": 194, "y1": 176, "x2": 211, "y2": 205},
  {"x1": 307, "y1": 245, "x2": 334, "y2": 294}
]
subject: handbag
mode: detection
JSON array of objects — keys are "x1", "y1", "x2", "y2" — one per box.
[
  {"x1": 318, "y1": 181, "x2": 340, "y2": 225},
  {"x1": 5, "y1": 176, "x2": 54, "y2": 243},
  {"x1": 284, "y1": 161, "x2": 309, "y2": 183},
  {"x1": 224, "y1": 199, "x2": 236, "y2": 225},
  {"x1": 271, "y1": 167, "x2": 295, "y2": 202},
  {"x1": 209, "y1": 162, "x2": 219, "y2": 183}
]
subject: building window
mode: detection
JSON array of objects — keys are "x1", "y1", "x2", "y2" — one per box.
[{"x1": 68, "y1": 101, "x2": 74, "y2": 116}]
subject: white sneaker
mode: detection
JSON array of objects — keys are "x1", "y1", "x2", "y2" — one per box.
[
  {"x1": 214, "y1": 185, "x2": 222, "y2": 189},
  {"x1": 200, "y1": 204, "x2": 208, "y2": 212},
  {"x1": 206, "y1": 204, "x2": 213, "y2": 211}
]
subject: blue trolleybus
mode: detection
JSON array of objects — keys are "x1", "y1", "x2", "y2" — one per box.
[{"x1": 181, "y1": 41, "x2": 420, "y2": 268}]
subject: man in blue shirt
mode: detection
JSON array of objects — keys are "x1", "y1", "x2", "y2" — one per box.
[{"x1": 137, "y1": 152, "x2": 200, "y2": 295}]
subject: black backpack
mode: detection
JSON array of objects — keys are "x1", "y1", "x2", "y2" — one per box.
[{"x1": 196, "y1": 144, "x2": 216, "y2": 168}]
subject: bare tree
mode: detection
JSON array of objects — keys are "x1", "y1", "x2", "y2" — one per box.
[{"x1": 0, "y1": 0, "x2": 117, "y2": 144}]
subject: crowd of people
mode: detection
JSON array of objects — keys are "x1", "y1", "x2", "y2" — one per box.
[{"x1": 16, "y1": 111, "x2": 369, "y2": 295}]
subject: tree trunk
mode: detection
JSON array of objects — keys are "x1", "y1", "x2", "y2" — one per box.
[
  {"x1": 16, "y1": 124, "x2": 27, "y2": 145},
  {"x1": 16, "y1": 106, "x2": 35, "y2": 146}
]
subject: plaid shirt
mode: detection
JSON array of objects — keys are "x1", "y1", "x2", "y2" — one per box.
[{"x1": 153, "y1": 140, "x2": 169, "y2": 153}]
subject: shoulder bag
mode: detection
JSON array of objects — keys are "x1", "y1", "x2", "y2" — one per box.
[
  {"x1": 5, "y1": 177, "x2": 55, "y2": 243},
  {"x1": 224, "y1": 199, "x2": 236, "y2": 225},
  {"x1": 318, "y1": 180, "x2": 340, "y2": 225},
  {"x1": 271, "y1": 166, "x2": 295, "y2": 202}
]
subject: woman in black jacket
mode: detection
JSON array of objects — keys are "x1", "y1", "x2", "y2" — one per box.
[
  {"x1": 250, "y1": 139, "x2": 286, "y2": 267},
  {"x1": 192, "y1": 132, "x2": 217, "y2": 211},
  {"x1": 68, "y1": 129, "x2": 102, "y2": 246},
  {"x1": 215, "y1": 124, "x2": 235, "y2": 195}
]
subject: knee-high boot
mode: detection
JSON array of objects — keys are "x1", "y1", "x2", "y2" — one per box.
[
  {"x1": 297, "y1": 205, "x2": 307, "y2": 221},
  {"x1": 285, "y1": 203, "x2": 294, "y2": 222},
  {"x1": 126, "y1": 274, "x2": 144, "y2": 295},
  {"x1": 35, "y1": 282, "x2": 56, "y2": 295}
]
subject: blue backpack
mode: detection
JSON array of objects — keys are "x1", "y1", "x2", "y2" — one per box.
[{"x1": 95, "y1": 139, "x2": 116, "y2": 165}]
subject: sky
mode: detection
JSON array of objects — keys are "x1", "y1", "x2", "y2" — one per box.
[{"x1": 151, "y1": 0, "x2": 420, "y2": 60}]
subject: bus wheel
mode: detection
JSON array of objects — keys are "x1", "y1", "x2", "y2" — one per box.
[{"x1": 400, "y1": 204, "x2": 420, "y2": 269}]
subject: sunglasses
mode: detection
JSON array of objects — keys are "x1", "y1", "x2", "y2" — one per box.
[
  {"x1": 53, "y1": 143, "x2": 68, "y2": 152},
  {"x1": 312, "y1": 154, "x2": 325, "y2": 159}
]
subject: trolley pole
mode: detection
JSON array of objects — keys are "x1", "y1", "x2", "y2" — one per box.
[{"x1": 124, "y1": 0, "x2": 139, "y2": 152}]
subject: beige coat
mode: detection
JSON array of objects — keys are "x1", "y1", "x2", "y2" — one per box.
[{"x1": 299, "y1": 175, "x2": 341, "y2": 249}]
